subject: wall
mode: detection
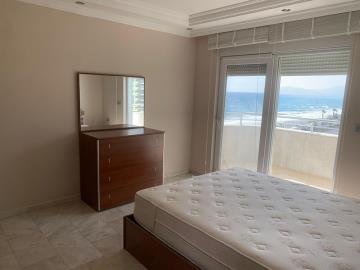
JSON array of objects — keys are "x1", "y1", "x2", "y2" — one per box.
[
  {"x1": 0, "y1": 0, "x2": 195, "y2": 216},
  {"x1": 190, "y1": 37, "x2": 218, "y2": 174},
  {"x1": 221, "y1": 126, "x2": 337, "y2": 179},
  {"x1": 334, "y1": 35, "x2": 360, "y2": 199},
  {"x1": 221, "y1": 125, "x2": 260, "y2": 171},
  {"x1": 273, "y1": 129, "x2": 337, "y2": 179},
  {"x1": 191, "y1": 35, "x2": 360, "y2": 199}
]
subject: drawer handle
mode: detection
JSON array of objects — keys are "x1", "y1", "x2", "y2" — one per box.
[
  {"x1": 108, "y1": 143, "x2": 111, "y2": 149},
  {"x1": 108, "y1": 157, "x2": 111, "y2": 165},
  {"x1": 154, "y1": 167, "x2": 158, "y2": 172},
  {"x1": 108, "y1": 176, "x2": 111, "y2": 183},
  {"x1": 108, "y1": 193, "x2": 111, "y2": 200}
]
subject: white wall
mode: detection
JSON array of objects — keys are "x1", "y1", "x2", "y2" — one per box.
[{"x1": 221, "y1": 126, "x2": 337, "y2": 179}]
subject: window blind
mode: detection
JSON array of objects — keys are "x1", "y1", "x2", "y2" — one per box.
[
  {"x1": 227, "y1": 64, "x2": 267, "y2": 76},
  {"x1": 208, "y1": 11, "x2": 360, "y2": 50},
  {"x1": 279, "y1": 50, "x2": 351, "y2": 76}
]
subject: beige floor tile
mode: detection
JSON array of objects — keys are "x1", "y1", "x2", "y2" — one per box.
[
  {"x1": 0, "y1": 214, "x2": 38, "y2": 240},
  {"x1": 98, "y1": 207, "x2": 125, "y2": 223},
  {"x1": 37, "y1": 214, "x2": 76, "y2": 239},
  {"x1": 50, "y1": 231, "x2": 101, "y2": 269},
  {"x1": 57, "y1": 201, "x2": 94, "y2": 228},
  {"x1": 92, "y1": 234, "x2": 123, "y2": 257},
  {"x1": 107, "y1": 217, "x2": 124, "y2": 235},
  {"x1": 29, "y1": 205, "x2": 62, "y2": 226},
  {"x1": 77, "y1": 215, "x2": 117, "y2": 242},
  {"x1": 118, "y1": 203, "x2": 134, "y2": 216},
  {"x1": 0, "y1": 254, "x2": 21, "y2": 270},
  {"x1": 83, "y1": 251, "x2": 146, "y2": 270},
  {"x1": 0, "y1": 229, "x2": 6, "y2": 242},
  {"x1": 9, "y1": 232, "x2": 57, "y2": 267},
  {"x1": 0, "y1": 239, "x2": 12, "y2": 258},
  {"x1": 23, "y1": 256, "x2": 69, "y2": 270}
]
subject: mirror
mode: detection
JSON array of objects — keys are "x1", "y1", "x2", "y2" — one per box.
[{"x1": 79, "y1": 73, "x2": 144, "y2": 131}]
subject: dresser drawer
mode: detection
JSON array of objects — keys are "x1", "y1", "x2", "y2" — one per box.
[
  {"x1": 99, "y1": 134, "x2": 163, "y2": 157},
  {"x1": 100, "y1": 179, "x2": 162, "y2": 210},
  {"x1": 100, "y1": 146, "x2": 163, "y2": 171},
  {"x1": 100, "y1": 162, "x2": 163, "y2": 192}
]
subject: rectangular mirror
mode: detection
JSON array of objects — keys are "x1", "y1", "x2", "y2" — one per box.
[{"x1": 79, "y1": 73, "x2": 144, "y2": 131}]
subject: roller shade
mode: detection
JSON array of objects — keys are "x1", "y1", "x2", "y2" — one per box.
[
  {"x1": 208, "y1": 10, "x2": 360, "y2": 50},
  {"x1": 279, "y1": 50, "x2": 351, "y2": 76},
  {"x1": 227, "y1": 64, "x2": 267, "y2": 76}
]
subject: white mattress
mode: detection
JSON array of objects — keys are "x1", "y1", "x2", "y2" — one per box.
[{"x1": 134, "y1": 168, "x2": 360, "y2": 270}]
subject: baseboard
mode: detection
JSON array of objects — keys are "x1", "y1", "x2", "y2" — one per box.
[{"x1": 0, "y1": 193, "x2": 81, "y2": 220}]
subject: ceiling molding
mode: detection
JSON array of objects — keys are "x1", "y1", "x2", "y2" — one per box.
[
  {"x1": 190, "y1": 0, "x2": 360, "y2": 37},
  {"x1": 17, "y1": 0, "x2": 191, "y2": 37},
  {"x1": 189, "y1": 0, "x2": 312, "y2": 26},
  {"x1": 16, "y1": 0, "x2": 360, "y2": 38}
]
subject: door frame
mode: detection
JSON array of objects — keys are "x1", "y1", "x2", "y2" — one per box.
[{"x1": 213, "y1": 54, "x2": 278, "y2": 172}]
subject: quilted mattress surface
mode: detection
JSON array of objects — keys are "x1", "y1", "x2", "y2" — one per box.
[{"x1": 134, "y1": 168, "x2": 360, "y2": 270}]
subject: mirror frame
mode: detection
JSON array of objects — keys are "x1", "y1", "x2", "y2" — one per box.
[{"x1": 77, "y1": 72, "x2": 146, "y2": 133}]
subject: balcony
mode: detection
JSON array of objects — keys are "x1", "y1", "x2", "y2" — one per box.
[{"x1": 221, "y1": 115, "x2": 338, "y2": 191}]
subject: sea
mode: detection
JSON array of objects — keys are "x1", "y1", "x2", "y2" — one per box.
[
  {"x1": 224, "y1": 92, "x2": 343, "y2": 134},
  {"x1": 225, "y1": 92, "x2": 343, "y2": 117}
]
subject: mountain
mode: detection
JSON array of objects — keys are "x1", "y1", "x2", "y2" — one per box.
[{"x1": 280, "y1": 86, "x2": 344, "y2": 98}]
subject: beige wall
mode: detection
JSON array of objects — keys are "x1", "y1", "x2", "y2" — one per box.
[
  {"x1": 334, "y1": 35, "x2": 360, "y2": 199},
  {"x1": 190, "y1": 37, "x2": 218, "y2": 174},
  {"x1": 0, "y1": 0, "x2": 195, "y2": 216},
  {"x1": 191, "y1": 35, "x2": 360, "y2": 199}
]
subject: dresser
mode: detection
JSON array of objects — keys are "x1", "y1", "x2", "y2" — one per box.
[{"x1": 79, "y1": 127, "x2": 164, "y2": 211}]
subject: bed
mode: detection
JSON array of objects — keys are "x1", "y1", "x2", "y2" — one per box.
[{"x1": 124, "y1": 168, "x2": 360, "y2": 270}]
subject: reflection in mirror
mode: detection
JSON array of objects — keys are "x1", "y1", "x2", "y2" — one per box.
[{"x1": 79, "y1": 74, "x2": 144, "y2": 131}]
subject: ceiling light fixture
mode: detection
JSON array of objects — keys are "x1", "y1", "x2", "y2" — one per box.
[
  {"x1": 187, "y1": 27, "x2": 193, "y2": 31},
  {"x1": 75, "y1": 1, "x2": 85, "y2": 5},
  {"x1": 281, "y1": 8, "x2": 291, "y2": 12}
]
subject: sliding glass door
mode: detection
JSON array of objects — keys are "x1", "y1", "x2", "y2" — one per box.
[
  {"x1": 214, "y1": 55, "x2": 276, "y2": 172},
  {"x1": 215, "y1": 50, "x2": 350, "y2": 191},
  {"x1": 269, "y1": 51, "x2": 350, "y2": 190}
]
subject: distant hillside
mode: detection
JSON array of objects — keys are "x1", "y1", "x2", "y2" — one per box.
[{"x1": 280, "y1": 86, "x2": 344, "y2": 98}]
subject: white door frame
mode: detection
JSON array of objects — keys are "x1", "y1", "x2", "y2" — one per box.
[{"x1": 213, "y1": 54, "x2": 278, "y2": 173}]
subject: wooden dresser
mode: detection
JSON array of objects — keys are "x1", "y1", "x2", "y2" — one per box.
[{"x1": 79, "y1": 127, "x2": 164, "y2": 211}]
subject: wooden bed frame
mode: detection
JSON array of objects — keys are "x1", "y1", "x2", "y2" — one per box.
[{"x1": 123, "y1": 215, "x2": 200, "y2": 270}]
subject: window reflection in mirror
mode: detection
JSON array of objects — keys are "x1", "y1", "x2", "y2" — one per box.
[{"x1": 79, "y1": 74, "x2": 144, "y2": 131}]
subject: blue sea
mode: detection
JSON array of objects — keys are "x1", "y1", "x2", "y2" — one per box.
[{"x1": 225, "y1": 92, "x2": 343, "y2": 114}]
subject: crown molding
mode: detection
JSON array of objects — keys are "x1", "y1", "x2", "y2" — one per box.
[
  {"x1": 189, "y1": 0, "x2": 312, "y2": 26},
  {"x1": 15, "y1": 0, "x2": 360, "y2": 38},
  {"x1": 190, "y1": 0, "x2": 360, "y2": 37},
  {"x1": 17, "y1": 0, "x2": 191, "y2": 37}
]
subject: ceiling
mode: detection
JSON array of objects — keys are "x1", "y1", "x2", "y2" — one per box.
[{"x1": 18, "y1": 0, "x2": 360, "y2": 37}]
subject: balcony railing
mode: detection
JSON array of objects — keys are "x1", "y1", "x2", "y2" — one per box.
[
  {"x1": 224, "y1": 111, "x2": 341, "y2": 135},
  {"x1": 221, "y1": 116, "x2": 338, "y2": 190}
]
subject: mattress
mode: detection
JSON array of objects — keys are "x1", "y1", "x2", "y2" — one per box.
[{"x1": 134, "y1": 168, "x2": 360, "y2": 270}]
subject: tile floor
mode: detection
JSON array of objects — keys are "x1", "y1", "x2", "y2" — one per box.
[
  {"x1": 0, "y1": 174, "x2": 192, "y2": 270},
  {"x1": 0, "y1": 201, "x2": 145, "y2": 270}
]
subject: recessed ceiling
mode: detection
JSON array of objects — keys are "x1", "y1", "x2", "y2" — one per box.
[
  {"x1": 133, "y1": 0, "x2": 247, "y2": 15},
  {"x1": 18, "y1": 0, "x2": 360, "y2": 37}
]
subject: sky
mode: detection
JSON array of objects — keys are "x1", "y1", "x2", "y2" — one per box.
[{"x1": 226, "y1": 75, "x2": 347, "y2": 96}]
